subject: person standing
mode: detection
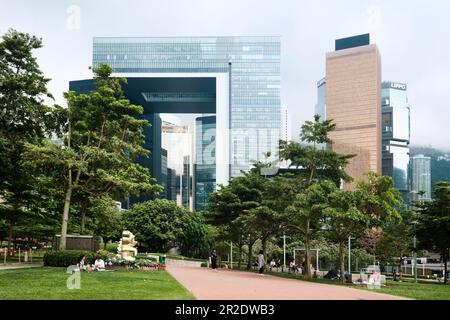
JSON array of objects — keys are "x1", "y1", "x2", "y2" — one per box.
[
  {"x1": 258, "y1": 250, "x2": 265, "y2": 275},
  {"x1": 209, "y1": 249, "x2": 218, "y2": 271}
]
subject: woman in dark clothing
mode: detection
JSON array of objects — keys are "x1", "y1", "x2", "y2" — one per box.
[{"x1": 209, "y1": 249, "x2": 218, "y2": 271}]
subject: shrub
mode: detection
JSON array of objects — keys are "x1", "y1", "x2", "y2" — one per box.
[
  {"x1": 43, "y1": 250, "x2": 96, "y2": 267},
  {"x1": 105, "y1": 242, "x2": 118, "y2": 253},
  {"x1": 96, "y1": 249, "x2": 114, "y2": 261}
]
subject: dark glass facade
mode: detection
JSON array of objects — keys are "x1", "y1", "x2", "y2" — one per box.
[
  {"x1": 195, "y1": 116, "x2": 216, "y2": 211},
  {"x1": 381, "y1": 82, "x2": 410, "y2": 197}
]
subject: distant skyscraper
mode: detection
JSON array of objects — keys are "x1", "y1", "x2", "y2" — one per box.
[
  {"x1": 381, "y1": 81, "x2": 411, "y2": 199},
  {"x1": 325, "y1": 34, "x2": 382, "y2": 189},
  {"x1": 161, "y1": 116, "x2": 194, "y2": 209},
  {"x1": 411, "y1": 154, "x2": 431, "y2": 200},
  {"x1": 195, "y1": 115, "x2": 216, "y2": 211}
]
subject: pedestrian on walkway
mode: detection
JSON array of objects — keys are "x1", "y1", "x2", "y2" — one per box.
[
  {"x1": 209, "y1": 249, "x2": 218, "y2": 271},
  {"x1": 258, "y1": 250, "x2": 265, "y2": 275}
]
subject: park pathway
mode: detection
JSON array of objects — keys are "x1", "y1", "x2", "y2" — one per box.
[{"x1": 167, "y1": 266, "x2": 408, "y2": 300}]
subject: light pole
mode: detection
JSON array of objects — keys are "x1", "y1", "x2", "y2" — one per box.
[
  {"x1": 413, "y1": 235, "x2": 417, "y2": 283},
  {"x1": 348, "y1": 236, "x2": 355, "y2": 273},
  {"x1": 283, "y1": 233, "x2": 286, "y2": 272}
]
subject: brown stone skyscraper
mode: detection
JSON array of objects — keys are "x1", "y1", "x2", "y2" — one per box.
[{"x1": 325, "y1": 34, "x2": 381, "y2": 189}]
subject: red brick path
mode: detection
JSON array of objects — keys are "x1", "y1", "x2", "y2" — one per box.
[{"x1": 167, "y1": 266, "x2": 408, "y2": 300}]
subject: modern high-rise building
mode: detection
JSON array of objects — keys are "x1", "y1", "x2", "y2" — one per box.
[
  {"x1": 411, "y1": 154, "x2": 432, "y2": 200},
  {"x1": 325, "y1": 34, "x2": 382, "y2": 189},
  {"x1": 71, "y1": 36, "x2": 281, "y2": 208},
  {"x1": 195, "y1": 115, "x2": 216, "y2": 211},
  {"x1": 161, "y1": 116, "x2": 194, "y2": 209},
  {"x1": 381, "y1": 81, "x2": 411, "y2": 199}
]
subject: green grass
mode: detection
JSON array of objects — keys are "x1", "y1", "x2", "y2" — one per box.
[
  {"x1": 259, "y1": 270, "x2": 450, "y2": 300},
  {"x1": 358, "y1": 279, "x2": 450, "y2": 300},
  {"x1": 0, "y1": 267, "x2": 195, "y2": 300}
]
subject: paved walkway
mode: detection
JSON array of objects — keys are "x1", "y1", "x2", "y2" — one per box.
[
  {"x1": 0, "y1": 263, "x2": 43, "y2": 270},
  {"x1": 167, "y1": 266, "x2": 408, "y2": 300}
]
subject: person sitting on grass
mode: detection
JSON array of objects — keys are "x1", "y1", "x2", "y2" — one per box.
[{"x1": 93, "y1": 256, "x2": 106, "y2": 271}]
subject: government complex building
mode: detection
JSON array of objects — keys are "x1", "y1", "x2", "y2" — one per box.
[{"x1": 70, "y1": 36, "x2": 281, "y2": 209}]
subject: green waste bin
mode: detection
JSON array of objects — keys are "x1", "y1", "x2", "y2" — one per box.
[{"x1": 159, "y1": 255, "x2": 166, "y2": 265}]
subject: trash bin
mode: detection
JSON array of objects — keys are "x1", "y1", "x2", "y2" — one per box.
[{"x1": 159, "y1": 255, "x2": 166, "y2": 265}]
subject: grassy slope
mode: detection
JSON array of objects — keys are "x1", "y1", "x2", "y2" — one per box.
[{"x1": 0, "y1": 267, "x2": 195, "y2": 300}]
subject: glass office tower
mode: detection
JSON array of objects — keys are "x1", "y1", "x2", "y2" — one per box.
[
  {"x1": 93, "y1": 37, "x2": 281, "y2": 178},
  {"x1": 195, "y1": 115, "x2": 216, "y2": 211},
  {"x1": 381, "y1": 82, "x2": 410, "y2": 199},
  {"x1": 411, "y1": 154, "x2": 431, "y2": 200}
]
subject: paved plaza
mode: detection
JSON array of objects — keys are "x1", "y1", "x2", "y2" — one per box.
[{"x1": 167, "y1": 266, "x2": 408, "y2": 300}]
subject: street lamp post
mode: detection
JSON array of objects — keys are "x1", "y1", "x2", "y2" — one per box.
[
  {"x1": 348, "y1": 236, "x2": 355, "y2": 273},
  {"x1": 283, "y1": 233, "x2": 286, "y2": 272},
  {"x1": 413, "y1": 235, "x2": 417, "y2": 283}
]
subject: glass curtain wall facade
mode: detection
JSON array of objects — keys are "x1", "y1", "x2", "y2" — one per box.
[
  {"x1": 195, "y1": 116, "x2": 216, "y2": 211},
  {"x1": 381, "y1": 82, "x2": 410, "y2": 199},
  {"x1": 411, "y1": 154, "x2": 431, "y2": 200},
  {"x1": 93, "y1": 37, "x2": 281, "y2": 178}
]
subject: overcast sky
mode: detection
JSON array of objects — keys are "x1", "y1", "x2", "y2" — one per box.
[{"x1": 1, "y1": 0, "x2": 449, "y2": 150}]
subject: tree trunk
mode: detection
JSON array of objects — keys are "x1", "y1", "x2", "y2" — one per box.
[
  {"x1": 7, "y1": 220, "x2": 13, "y2": 257},
  {"x1": 262, "y1": 236, "x2": 268, "y2": 264},
  {"x1": 339, "y1": 241, "x2": 345, "y2": 283},
  {"x1": 80, "y1": 209, "x2": 86, "y2": 235},
  {"x1": 444, "y1": 249, "x2": 448, "y2": 285},
  {"x1": 59, "y1": 186, "x2": 73, "y2": 250},
  {"x1": 304, "y1": 220, "x2": 311, "y2": 278},
  {"x1": 238, "y1": 245, "x2": 242, "y2": 269},
  {"x1": 247, "y1": 240, "x2": 253, "y2": 270}
]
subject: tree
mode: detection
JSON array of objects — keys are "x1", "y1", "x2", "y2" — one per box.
[
  {"x1": 179, "y1": 211, "x2": 211, "y2": 258},
  {"x1": 413, "y1": 181, "x2": 450, "y2": 284},
  {"x1": 124, "y1": 199, "x2": 187, "y2": 252},
  {"x1": 279, "y1": 115, "x2": 354, "y2": 278},
  {"x1": 279, "y1": 114, "x2": 354, "y2": 186},
  {"x1": 324, "y1": 187, "x2": 369, "y2": 282},
  {"x1": 0, "y1": 29, "x2": 57, "y2": 252},
  {"x1": 285, "y1": 182, "x2": 333, "y2": 278},
  {"x1": 205, "y1": 171, "x2": 266, "y2": 269},
  {"x1": 376, "y1": 212, "x2": 413, "y2": 279},
  {"x1": 25, "y1": 64, "x2": 162, "y2": 249}
]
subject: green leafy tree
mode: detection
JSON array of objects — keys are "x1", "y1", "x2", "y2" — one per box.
[
  {"x1": 279, "y1": 115, "x2": 354, "y2": 278},
  {"x1": 285, "y1": 182, "x2": 333, "y2": 278},
  {"x1": 205, "y1": 171, "x2": 266, "y2": 269},
  {"x1": 179, "y1": 211, "x2": 211, "y2": 258},
  {"x1": 123, "y1": 199, "x2": 187, "y2": 252},
  {"x1": 25, "y1": 64, "x2": 162, "y2": 249},
  {"x1": 413, "y1": 181, "x2": 450, "y2": 284},
  {"x1": 324, "y1": 186, "x2": 369, "y2": 282},
  {"x1": 375, "y1": 212, "x2": 413, "y2": 279},
  {"x1": 0, "y1": 29, "x2": 58, "y2": 252}
]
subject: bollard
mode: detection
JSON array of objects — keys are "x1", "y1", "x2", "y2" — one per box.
[
  {"x1": 30, "y1": 249, "x2": 33, "y2": 264},
  {"x1": 3, "y1": 248, "x2": 6, "y2": 265},
  {"x1": 18, "y1": 248, "x2": 21, "y2": 264}
]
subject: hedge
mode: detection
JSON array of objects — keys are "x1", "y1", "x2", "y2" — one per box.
[{"x1": 43, "y1": 250, "x2": 96, "y2": 267}]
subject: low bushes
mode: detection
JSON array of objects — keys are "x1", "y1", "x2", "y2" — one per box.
[{"x1": 43, "y1": 250, "x2": 96, "y2": 267}]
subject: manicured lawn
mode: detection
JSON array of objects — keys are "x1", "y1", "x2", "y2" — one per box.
[
  {"x1": 358, "y1": 279, "x2": 450, "y2": 300},
  {"x1": 0, "y1": 267, "x2": 195, "y2": 300},
  {"x1": 260, "y1": 270, "x2": 450, "y2": 300}
]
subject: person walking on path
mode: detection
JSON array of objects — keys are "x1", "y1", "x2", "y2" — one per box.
[
  {"x1": 258, "y1": 250, "x2": 265, "y2": 275},
  {"x1": 209, "y1": 249, "x2": 218, "y2": 271}
]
